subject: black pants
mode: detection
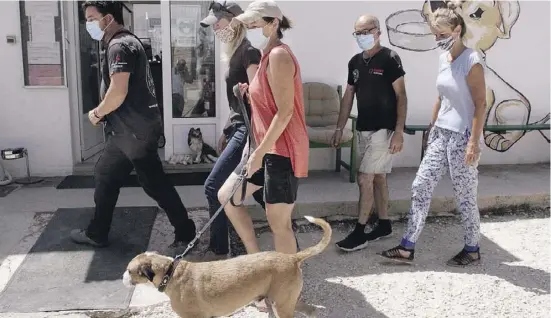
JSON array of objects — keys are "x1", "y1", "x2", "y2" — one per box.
[
  {"x1": 86, "y1": 130, "x2": 194, "y2": 243},
  {"x1": 204, "y1": 124, "x2": 264, "y2": 254}
]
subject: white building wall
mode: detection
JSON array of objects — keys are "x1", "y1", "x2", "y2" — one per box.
[
  {"x1": 0, "y1": 1, "x2": 73, "y2": 178},
  {"x1": 231, "y1": 0, "x2": 550, "y2": 169},
  {"x1": 0, "y1": 0, "x2": 548, "y2": 177}
]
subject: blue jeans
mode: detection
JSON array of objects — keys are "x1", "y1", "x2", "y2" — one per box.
[{"x1": 204, "y1": 124, "x2": 265, "y2": 254}]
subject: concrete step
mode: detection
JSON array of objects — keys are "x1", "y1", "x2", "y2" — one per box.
[{"x1": 241, "y1": 163, "x2": 551, "y2": 221}]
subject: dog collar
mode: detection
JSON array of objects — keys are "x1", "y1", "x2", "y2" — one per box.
[{"x1": 158, "y1": 259, "x2": 180, "y2": 293}]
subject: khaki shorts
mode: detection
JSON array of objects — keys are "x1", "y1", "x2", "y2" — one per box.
[{"x1": 357, "y1": 129, "x2": 394, "y2": 174}]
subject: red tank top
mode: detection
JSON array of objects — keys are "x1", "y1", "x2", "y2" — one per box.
[{"x1": 248, "y1": 44, "x2": 309, "y2": 178}]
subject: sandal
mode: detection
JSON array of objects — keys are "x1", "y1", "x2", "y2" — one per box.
[
  {"x1": 446, "y1": 248, "x2": 481, "y2": 267},
  {"x1": 379, "y1": 245, "x2": 415, "y2": 263}
]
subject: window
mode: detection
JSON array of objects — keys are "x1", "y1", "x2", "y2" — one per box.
[
  {"x1": 133, "y1": 4, "x2": 162, "y2": 58},
  {"x1": 19, "y1": 0, "x2": 66, "y2": 87},
  {"x1": 170, "y1": 1, "x2": 216, "y2": 118}
]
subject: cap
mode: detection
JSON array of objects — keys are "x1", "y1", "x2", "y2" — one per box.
[
  {"x1": 200, "y1": 0, "x2": 243, "y2": 27},
  {"x1": 234, "y1": 0, "x2": 283, "y2": 25}
]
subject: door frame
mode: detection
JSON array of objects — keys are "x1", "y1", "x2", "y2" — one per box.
[{"x1": 66, "y1": 0, "x2": 105, "y2": 163}]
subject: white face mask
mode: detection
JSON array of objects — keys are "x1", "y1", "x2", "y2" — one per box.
[
  {"x1": 356, "y1": 34, "x2": 376, "y2": 51},
  {"x1": 247, "y1": 27, "x2": 269, "y2": 51},
  {"x1": 86, "y1": 16, "x2": 111, "y2": 41}
]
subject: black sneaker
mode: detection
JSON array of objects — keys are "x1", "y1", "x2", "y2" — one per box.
[
  {"x1": 70, "y1": 229, "x2": 108, "y2": 247},
  {"x1": 200, "y1": 250, "x2": 229, "y2": 262},
  {"x1": 336, "y1": 224, "x2": 369, "y2": 252},
  {"x1": 365, "y1": 220, "x2": 392, "y2": 241},
  {"x1": 168, "y1": 219, "x2": 197, "y2": 253}
]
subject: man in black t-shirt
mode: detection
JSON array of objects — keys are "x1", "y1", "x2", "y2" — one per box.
[
  {"x1": 331, "y1": 15, "x2": 408, "y2": 252},
  {"x1": 71, "y1": 1, "x2": 196, "y2": 250}
]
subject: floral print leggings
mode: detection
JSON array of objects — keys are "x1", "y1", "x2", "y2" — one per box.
[{"x1": 401, "y1": 126, "x2": 481, "y2": 252}]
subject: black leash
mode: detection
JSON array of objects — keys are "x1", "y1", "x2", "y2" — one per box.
[{"x1": 158, "y1": 85, "x2": 254, "y2": 292}]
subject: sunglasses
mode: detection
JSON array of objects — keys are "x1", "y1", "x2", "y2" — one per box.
[{"x1": 209, "y1": 1, "x2": 234, "y2": 15}]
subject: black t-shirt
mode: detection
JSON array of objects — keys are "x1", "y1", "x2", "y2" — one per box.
[
  {"x1": 100, "y1": 30, "x2": 162, "y2": 136},
  {"x1": 223, "y1": 39, "x2": 261, "y2": 136},
  {"x1": 347, "y1": 47, "x2": 405, "y2": 131}
]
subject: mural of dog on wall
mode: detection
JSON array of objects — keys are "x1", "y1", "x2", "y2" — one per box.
[{"x1": 386, "y1": 0, "x2": 550, "y2": 152}]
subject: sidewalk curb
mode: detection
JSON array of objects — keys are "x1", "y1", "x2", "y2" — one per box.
[{"x1": 246, "y1": 193, "x2": 550, "y2": 221}]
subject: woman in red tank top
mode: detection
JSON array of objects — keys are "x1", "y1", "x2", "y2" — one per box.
[{"x1": 218, "y1": 0, "x2": 309, "y2": 256}]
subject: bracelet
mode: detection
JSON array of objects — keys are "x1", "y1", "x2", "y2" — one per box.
[
  {"x1": 335, "y1": 128, "x2": 342, "y2": 132},
  {"x1": 93, "y1": 109, "x2": 101, "y2": 119}
]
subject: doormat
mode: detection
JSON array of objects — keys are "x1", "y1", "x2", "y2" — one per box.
[
  {"x1": 0, "y1": 184, "x2": 19, "y2": 198},
  {"x1": 0, "y1": 206, "x2": 158, "y2": 313},
  {"x1": 56, "y1": 172, "x2": 209, "y2": 189}
]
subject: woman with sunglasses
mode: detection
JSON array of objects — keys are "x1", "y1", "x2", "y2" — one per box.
[{"x1": 199, "y1": 0, "x2": 265, "y2": 261}]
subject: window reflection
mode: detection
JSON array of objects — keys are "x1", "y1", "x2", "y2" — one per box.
[{"x1": 170, "y1": 1, "x2": 216, "y2": 118}]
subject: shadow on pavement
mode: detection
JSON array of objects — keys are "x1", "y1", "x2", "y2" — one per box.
[{"x1": 232, "y1": 209, "x2": 549, "y2": 317}]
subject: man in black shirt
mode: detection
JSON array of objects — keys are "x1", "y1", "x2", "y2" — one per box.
[
  {"x1": 71, "y1": 1, "x2": 196, "y2": 250},
  {"x1": 331, "y1": 15, "x2": 408, "y2": 252}
]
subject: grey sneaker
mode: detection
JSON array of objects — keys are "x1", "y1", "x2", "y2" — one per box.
[
  {"x1": 200, "y1": 250, "x2": 229, "y2": 262},
  {"x1": 70, "y1": 229, "x2": 108, "y2": 247}
]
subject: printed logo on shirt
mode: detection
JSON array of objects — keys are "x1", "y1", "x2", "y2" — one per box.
[
  {"x1": 369, "y1": 68, "x2": 384, "y2": 76},
  {"x1": 353, "y1": 69, "x2": 360, "y2": 83}
]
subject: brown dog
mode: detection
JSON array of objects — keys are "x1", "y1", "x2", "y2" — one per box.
[{"x1": 123, "y1": 216, "x2": 331, "y2": 318}]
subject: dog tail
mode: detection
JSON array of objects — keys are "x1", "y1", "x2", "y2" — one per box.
[{"x1": 294, "y1": 216, "x2": 332, "y2": 263}]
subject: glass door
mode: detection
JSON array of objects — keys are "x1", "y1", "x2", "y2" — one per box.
[
  {"x1": 161, "y1": 1, "x2": 219, "y2": 160},
  {"x1": 75, "y1": 1, "x2": 134, "y2": 161},
  {"x1": 76, "y1": 0, "x2": 104, "y2": 160}
]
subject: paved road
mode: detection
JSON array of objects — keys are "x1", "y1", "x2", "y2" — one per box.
[{"x1": 1, "y1": 208, "x2": 549, "y2": 318}]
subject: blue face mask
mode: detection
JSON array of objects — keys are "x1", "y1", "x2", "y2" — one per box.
[
  {"x1": 356, "y1": 34, "x2": 376, "y2": 51},
  {"x1": 86, "y1": 16, "x2": 111, "y2": 41}
]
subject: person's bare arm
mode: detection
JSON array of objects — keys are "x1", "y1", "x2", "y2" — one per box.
[
  {"x1": 95, "y1": 72, "x2": 129, "y2": 116},
  {"x1": 335, "y1": 85, "x2": 355, "y2": 130},
  {"x1": 466, "y1": 63, "x2": 487, "y2": 143},
  {"x1": 255, "y1": 47, "x2": 295, "y2": 156},
  {"x1": 246, "y1": 64, "x2": 259, "y2": 83},
  {"x1": 392, "y1": 76, "x2": 407, "y2": 134},
  {"x1": 95, "y1": 44, "x2": 134, "y2": 117}
]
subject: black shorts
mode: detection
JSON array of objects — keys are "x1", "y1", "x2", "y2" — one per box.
[{"x1": 234, "y1": 153, "x2": 299, "y2": 204}]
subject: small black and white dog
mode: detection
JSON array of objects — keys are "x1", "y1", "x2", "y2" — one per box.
[{"x1": 188, "y1": 127, "x2": 218, "y2": 164}]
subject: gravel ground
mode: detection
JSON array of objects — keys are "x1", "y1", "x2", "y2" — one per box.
[{"x1": 1, "y1": 207, "x2": 549, "y2": 318}]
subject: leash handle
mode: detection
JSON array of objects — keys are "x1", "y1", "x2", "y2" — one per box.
[{"x1": 229, "y1": 84, "x2": 256, "y2": 207}]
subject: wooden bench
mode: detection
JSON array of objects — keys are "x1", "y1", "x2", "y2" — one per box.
[{"x1": 405, "y1": 124, "x2": 551, "y2": 161}]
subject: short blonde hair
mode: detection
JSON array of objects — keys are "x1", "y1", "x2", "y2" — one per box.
[{"x1": 429, "y1": 0, "x2": 466, "y2": 37}]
